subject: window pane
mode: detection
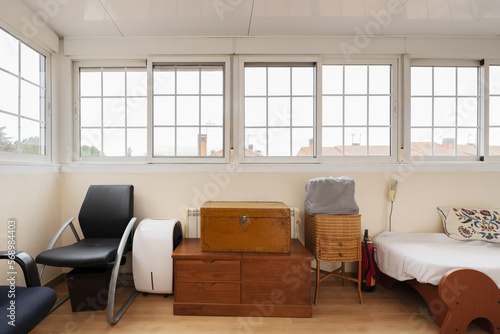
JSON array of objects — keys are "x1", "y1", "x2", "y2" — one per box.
[
  {"x1": 323, "y1": 66, "x2": 343, "y2": 94},
  {"x1": 457, "y1": 67, "x2": 477, "y2": 96},
  {"x1": 80, "y1": 98, "x2": 101, "y2": 127},
  {"x1": 245, "y1": 97, "x2": 266, "y2": 126},
  {"x1": 322, "y1": 127, "x2": 343, "y2": 156},
  {"x1": 201, "y1": 66, "x2": 223, "y2": 95},
  {"x1": 245, "y1": 128, "x2": 266, "y2": 156},
  {"x1": 457, "y1": 128, "x2": 477, "y2": 156},
  {"x1": 201, "y1": 96, "x2": 223, "y2": 126},
  {"x1": 103, "y1": 128, "x2": 125, "y2": 156},
  {"x1": 127, "y1": 97, "x2": 147, "y2": 127},
  {"x1": 103, "y1": 98, "x2": 125, "y2": 127},
  {"x1": 268, "y1": 97, "x2": 290, "y2": 126},
  {"x1": 457, "y1": 98, "x2": 477, "y2": 127},
  {"x1": 344, "y1": 127, "x2": 367, "y2": 155},
  {"x1": 80, "y1": 129, "x2": 101, "y2": 157},
  {"x1": 0, "y1": 29, "x2": 19, "y2": 74},
  {"x1": 434, "y1": 128, "x2": 455, "y2": 156},
  {"x1": 489, "y1": 128, "x2": 500, "y2": 156},
  {"x1": 369, "y1": 65, "x2": 390, "y2": 95},
  {"x1": 268, "y1": 67, "x2": 290, "y2": 96},
  {"x1": 292, "y1": 97, "x2": 313, "y2": 127},
  {"x1": 268, "y1": 128, "x2": 290, "y2": 156},
  {"x1": 103, "y1": 71, "x2": 125, "y2": 97},
  {"x1": 345, "y1": 96, "x2": 367, "y2": 126},
  {"x1": 0, "y1": 71, "x2": 19, "y2": 114},
  {"x1": 293, "y1": 128, "x2": 313, "y2": 156},
  {"x1": 154, "y1": 96, "x2": 175, "y2": 126},
  {"x1": 322, "y1": 96, "x2": 343, "y2": 126},
  {"x1": 204, "y1": 127, "x2": 223, "y2": 156},
  {"x1": 491, "y1": 96, "x2": 500, "y2": 126},
  {"x1": 177, "y1": 96, "x2": 199, "y2": 126},
  {"x1": 177, "y1": 67, "x2": 199, "y2": 94},
  {"x1": 20, "y1": 119, "x2": 40, "y2": 154},
  {"x1": 154, "y1": 68, "x2": 175, "y2": 95},
  {"x1": 368, "y1": 96, "x2": 390, "y2": 126},
  {"x1": 127, "y1": 71, "x2": 147, "y2": 97},
  {"x1": 0, "y1": 112, "x2": 18, "y2": 152},
  {"x1": 490, "y1": 66, "x2": 500, "y2": 95},
  {"x1": 245, "y1": 67, "x2": 266, "y2": 96},
  {"x1": 127, "y1": 128, "x2": 147, "y2": 156},
  {"x1": 81, "y1": 71, "x2": 101, "y2": 96},
  {"x1": 345, "y1": 66, "x2": 367, "y2": 94},
  {"x1": 411, "y1": 67, "x2": 432, "y2": 96},
  {"x1": 411, "y1": 128, "x2": 432, "y2": 156},
  {"x1": 21, "y1": 44, "x2": 41, "y2": 85},
  {"x1": 434, "y1": 67, "x2": 456, "y2": 96},
  {"x1": 368, "y1": 127, "x2": 390, "y2": 156},
  {"x1": 292, "y1": 67, "x2": 314, "y2": 95},
  {"x1": 177, "y1": 127, "x2": 199, "y2": 156},
  {"x1": 153, "y1": 127, "x2": 175, "y2": 156},
  {"x1": 434, "y1": 98, "x2": 456, "y2": 126},
  {"x1": 411, "y1": 97, "x2": 432, "y2": 126},
  {"x1": 21, "y1": 81, "x2": 40, "y2": 120}
]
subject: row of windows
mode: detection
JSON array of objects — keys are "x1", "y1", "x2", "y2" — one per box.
[{"x1": 3, "y1": 25, "x2": 500, "y2": 163}]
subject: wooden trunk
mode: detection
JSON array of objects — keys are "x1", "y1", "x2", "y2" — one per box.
[{"x1": 200, "y1": 201, "x2": 291, "y2": 253}]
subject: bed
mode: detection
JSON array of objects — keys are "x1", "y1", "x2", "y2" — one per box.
[{"x1": 373, "y1": 231, "x2": 500, "y2": 334}]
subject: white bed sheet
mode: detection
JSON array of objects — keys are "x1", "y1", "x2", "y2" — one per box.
[{"x1": 373, "y1": 231, "x2": 500, "y2": 288}]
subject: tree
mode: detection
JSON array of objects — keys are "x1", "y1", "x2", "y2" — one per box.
[
  {"x1": 0, "y1": 126, "x2": 16, "y2": 153},
  {"x1": 81, "y1": 145, "x2": 102, "y2": 157}
]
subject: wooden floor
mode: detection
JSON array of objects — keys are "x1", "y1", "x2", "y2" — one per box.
[{"x1": 32, "y1": 277, "x2": 487, "y2": 334}]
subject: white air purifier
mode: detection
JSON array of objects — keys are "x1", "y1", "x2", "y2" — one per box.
[{"x1": 133, "y1": 218, "x2": 183, "y2": 294}]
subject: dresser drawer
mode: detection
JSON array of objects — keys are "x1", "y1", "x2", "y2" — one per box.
[
  {"x1": 175, "y1": 282, "x2": 240, "y2": 303},
  {"x1": 318, "y1": 248, "x2": 358, "y2": 261},
  {"x1": 318, "y1": 239, "x2": 357, "y2": 250},
  {"x1": 175, "y1": 260, "x2": 240, "y2": 282}
]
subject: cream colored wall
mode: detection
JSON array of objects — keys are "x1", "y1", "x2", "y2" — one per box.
[{"x1": 0, "y1": 172, "x2": 62, "y2": 285}]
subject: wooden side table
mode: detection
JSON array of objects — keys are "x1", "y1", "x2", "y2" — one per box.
[{"x1": 305, "y1": 213, "x2": 363, "y2": 305}]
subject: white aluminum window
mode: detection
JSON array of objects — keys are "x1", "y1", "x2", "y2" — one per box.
[
  {"x1": 78, "y1": 66, "x2": 147, "y2": 158},
  {"x1": 0, "y1": 27, "x2": 48, "y2": 158},
  {"x1": 152, "y1": 64, "x2": 225, "y2": 158},
  {"x1": 489, "y1": 65, "x2": 500, "y2": 157},
  {"x1": 410, "y1": 63, "x2": 480, "y2": 159},
  {"x1": 242, "y1": 63, "x2": 316, "y2": 159},
  {"x1": 322, "y1": 63, "x2": 394, "y2": 158}
]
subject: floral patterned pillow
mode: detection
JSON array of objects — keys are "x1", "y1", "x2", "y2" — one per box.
[{"x1": 437, "y1": 207, "x2": 500, "y2": 243}]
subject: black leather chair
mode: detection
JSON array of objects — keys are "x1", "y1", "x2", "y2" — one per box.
[
  {"x1": 36, "y1": 185, "x2": 138, "y2": 324},
  {"x1": 0, "y1": 251, "x2": 57, "y2": 334}
]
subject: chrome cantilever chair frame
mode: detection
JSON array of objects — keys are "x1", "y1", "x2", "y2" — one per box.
[{"x1": 38, "y1": 217, "x2": 139, "y2": 325}]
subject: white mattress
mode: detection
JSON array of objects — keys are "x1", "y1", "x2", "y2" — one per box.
[{"x1": 373, "y1": 231, "x2": 500, "y2": 288}]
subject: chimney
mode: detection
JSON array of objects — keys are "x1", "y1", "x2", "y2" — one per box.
[
  {"x1": 248, "y1": 144, "x2": 254, "y2": 151},
  {"x1": 198, "y1": 134, "x2": 207, "y2": 156},
  {"x1": 442, "y1": 138, "x2": 454, "y2": 149},
  {"x1": 309, "y1": 138, "x2": 313, "y2": 152}
]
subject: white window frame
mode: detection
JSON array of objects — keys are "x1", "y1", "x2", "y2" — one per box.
[
  {"x1": 73, "y1": 60, "x2": 148, "y2": 162},
  {"x1": 0, "y1": 25, "x2": 52, "y2": 163},
  {"x1": 237, "y1": 56, "x2": 319, "y2": 164},
  {"x1": 484, "y1": 59, "x2": 500, "y2": 163},
  {"x1": 319, "y1": 57, "x2": 399, "y2": 164},
  {"x1": 406, "y1": 59, "x2": 482, "y2": 162},
  {"x1": 149, "y1": 56, "x2": 231, "y2": 164}
]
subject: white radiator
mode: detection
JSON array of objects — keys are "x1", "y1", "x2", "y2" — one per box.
[{"x1": 186, "y1": 207, "x2": 300, "y2": 239}]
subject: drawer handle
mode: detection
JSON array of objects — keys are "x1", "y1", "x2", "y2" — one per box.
[
  {"x1": 202, "y1": 260, "x2": 215, "y2": 264},
  {"x1": 338, "y1": 242, "x2": 343, "y2": 247},
  {"x1": 338, "y1": 253, "x2": 343, "y2": 257}
]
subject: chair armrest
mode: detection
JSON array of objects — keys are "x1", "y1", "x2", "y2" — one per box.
[
  {"x1": 45, "y1": 217, "x2": 79, "y2": 251},
  {"x1": 0, "y1": 251, "x2": 41, "y2": 287}
]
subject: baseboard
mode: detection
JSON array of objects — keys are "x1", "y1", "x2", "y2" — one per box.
[{"x1": 43, "y1": 273, "x2": 65, "y2": 288}]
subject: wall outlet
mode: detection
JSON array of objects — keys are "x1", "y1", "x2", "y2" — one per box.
[{"x1": 388, "y1": 180, "x2": 398, "y2": 202}]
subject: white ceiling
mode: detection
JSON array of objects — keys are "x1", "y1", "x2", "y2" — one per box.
[{"x1": 19, "y1": 0, "x2": 500, "y2": 38}]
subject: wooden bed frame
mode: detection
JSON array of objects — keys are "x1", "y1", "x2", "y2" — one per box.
[{"x1": 379, "y1": 269, "x2": 500, "y2": 334}]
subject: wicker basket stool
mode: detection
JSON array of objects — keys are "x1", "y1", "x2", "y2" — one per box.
[{"x1": 305, "y1": 213, "x2": 363, "y2": 305}]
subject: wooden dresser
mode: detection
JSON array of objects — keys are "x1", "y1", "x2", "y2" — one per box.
[{"x1": 172, "y1": 238, "x2": 314, "y2": 317}]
